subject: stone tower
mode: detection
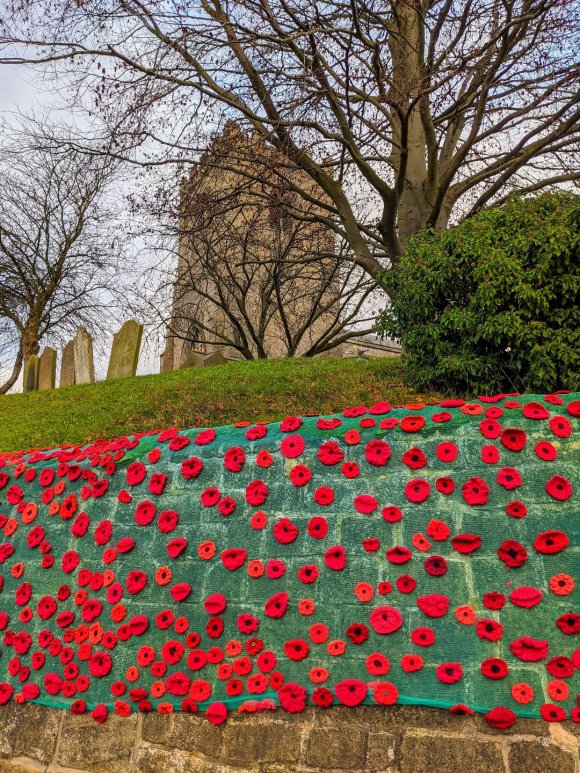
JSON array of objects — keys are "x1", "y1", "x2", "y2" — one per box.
[{"x1": 161, "y1": 122, "x2": 341, "y2": 369}]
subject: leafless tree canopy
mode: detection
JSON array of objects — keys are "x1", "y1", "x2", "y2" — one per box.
[
  {"x1": 1, "y1": 0, "x2": 578, "y2": 290},
  {"x1": 0, "y1": 130, "x2": 129, "y2": 392}
]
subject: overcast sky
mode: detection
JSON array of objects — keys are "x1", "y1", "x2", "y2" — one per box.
[{"x1": 1, "y1": 63, "x2": 44, "y2": 115}]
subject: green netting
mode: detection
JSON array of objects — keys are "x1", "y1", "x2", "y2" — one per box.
[{"x1": 0, "y1": 392, "x2": 577, "y2": 726}]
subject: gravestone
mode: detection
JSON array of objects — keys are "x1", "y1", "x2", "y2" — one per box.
[
  {"x1": 179, "y1": 352, "x2": 204, "y2": 369},
  {"x1": 60, "y1": 341, "x2": 76, "y2": 387},
  {"x1": 38, "y1": 347, "x2": 57, "y2": 390},
  {"x1": 159, "y1": 336, "x2": 175, "y2": 373},
  {"x1": 201, "y1": 351, "x2": 228, "y2": 366},
  {"x1": 73, "y1": 327, "x2": 95, "y2": 384},
  {"x1": 22, "y1": 355, "x2": 39, "y2": 392},
  {"x1": 106, "y1": 320, "x2": 143, "y2": 380},
  {"x1": 179, "y1": 350, "x2": 228, "y2": 369}
]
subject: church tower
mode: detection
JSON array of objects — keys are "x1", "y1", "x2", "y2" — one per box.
[{"x1": 161, "y1": 122, "x2": 341, "y2": 369}]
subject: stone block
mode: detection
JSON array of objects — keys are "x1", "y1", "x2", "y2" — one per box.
[
  {"x1": 22, "y1": 355, "x2": 39, "y2": 392},
  {"x1": 319, "y1": 705, "x2": 474, "y2": 735},
  {"x1": 400, "y1": 733, "x2": 505, "y2": 773},
  {"x1": 134, "y1": 746, "x2": 225, "y2": 773},
  {"x1": 508, "y1": 740, "x2": 577, "y2": 773},
  {"x1": 0, "y1": 759, "x2": 44, "y2": 773},
  {"x1": 56, "y1": 712, "x2": 137, "y2": 772},
  {"x1": 141, "y1": 713, "x2": 224, "y2": 758},
  {"x1": 38, "y1": 347, "x2": 57, "y2": 390},
  {"x1": 221, "y1": 722, "x2": 303, "y2": 765},
  {"x1": 367, "y1": 731, "x2": 400, "y2": 772},
  {"x1": 0, "y1": 704, "x2": 60, "y2": 763},
  {"x1": 107, "y1": 320, "x2": 143, "y2": 380},
  {"x1": 564, "y1": 721, "x2": 580, "y2": 739},
  {"x1": 73, "y1": 326, "x2": 95, "y2": 384},
  {"x1": 257, "y1": 766, "x2": 301, "y2": 773},
  {"x1": 254, "y1": 707, "x2": 315, "y2": 724},
  {"x1": 11, "y1": 704, "x2": 60, "y2": 763},
  {"x1": 0, "y1": 704, "x2": 20, "y2": 756},
  {"x1": 305, "y1": 726, "x2": 368, "y2": 770},
  {"x1": 59, "y1": 341, "x2": 75, "y2": 387}
]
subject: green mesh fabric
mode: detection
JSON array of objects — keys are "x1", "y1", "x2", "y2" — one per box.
[{"x1": 0, "y1": 391, "x2": 577, "y2": 726}]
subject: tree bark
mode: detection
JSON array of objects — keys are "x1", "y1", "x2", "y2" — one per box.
[
  {"x1": 387, "y1": 4, "x2": 434, "y2": 247},
  {"x1": 0, "y1": 347, "x2": 23, "y2": 394},
  {"x1": 0, "y1": 326, "x2": 40, "y2": 394}
]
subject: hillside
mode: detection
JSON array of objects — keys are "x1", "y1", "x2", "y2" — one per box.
[{"x1": 0, "y1": 356, "x2": 442, "y2": 452}]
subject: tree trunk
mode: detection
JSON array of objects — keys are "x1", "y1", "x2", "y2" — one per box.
[
  {"x1": 0, "y1": 327, "x2": 41, "y2": 394},
  {"x1": 397, "y1": 187, "x2": 432, "y2": 245},
  {"x1": 388, "y1": 4, "x2": 436, "y2": 248},
  {"x1": 0, "y1": 348, "x2": 23, "y2": 394}
]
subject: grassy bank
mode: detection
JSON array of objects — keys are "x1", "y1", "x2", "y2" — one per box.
[{"x1": 0, "y1": 357, "x2": 441, "y2": 452}]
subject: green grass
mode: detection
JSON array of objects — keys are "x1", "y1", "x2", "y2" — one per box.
[{"x1": 0, "y1": 357, "x2": 442, "y2": 453}]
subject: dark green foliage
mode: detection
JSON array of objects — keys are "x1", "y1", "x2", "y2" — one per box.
[{"x1": 378, "y1": 193, "x2": 580, "y2": 394}]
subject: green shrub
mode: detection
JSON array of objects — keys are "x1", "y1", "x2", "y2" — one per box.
[{"x1": 377, "y1": 192, "x2": 580, "y2": 394}]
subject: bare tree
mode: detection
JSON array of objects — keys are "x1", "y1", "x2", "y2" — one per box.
[
  {"x1": 0, "y1": 128, "x2": 130, "y2": 392},
  {"x1": 140, "y1": 124, "x2": 377, "y2": 361},
  {"x1": 1, "y1": 0, "x2": 578, "y2": 293}
]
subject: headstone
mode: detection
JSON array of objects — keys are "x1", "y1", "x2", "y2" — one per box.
[
  {"x1": 179, "y1": 352, "x2": 204, "y2": 369},
  {"x1": 159, "y1": 335, "x2": 175, "y2": 373},
  {"x1": 38, "y1": 347, "x2": 57, "y2": 390},
  {"x1": 60, "y1": 341, "x2": 76, "y2": 387},
  {"x1": 22, "y1": 355, "x2": 39, "y2": 392},
  {"x1": 106, "y1": 320, "x2": 143, "y2": 380},
  {"x1": 73, "y1": 327, "x2": 95, "y2": 385},
  {"x1": 202, "y1": 351, "x2": 228, "y2": 366},
  {"x1": 180, "y1": 350, "x2": 228, "y2": 369}
]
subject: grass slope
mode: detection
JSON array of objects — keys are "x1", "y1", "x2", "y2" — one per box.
[{"x1": 0, "y1": 357, "x2": 441, "y2": 453}]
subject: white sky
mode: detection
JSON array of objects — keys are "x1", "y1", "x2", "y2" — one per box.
[{"x1": 0, "y1": 63, "x2": 61, "y2": 117}]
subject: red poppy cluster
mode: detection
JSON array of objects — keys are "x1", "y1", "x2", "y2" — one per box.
[{"x1": 0, "y1": 393, "x2": 577, "y2": 729}]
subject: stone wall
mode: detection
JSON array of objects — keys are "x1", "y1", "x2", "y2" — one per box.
[{"x1": 0, "y1": 704, "x2": 578, "y2": 773}]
